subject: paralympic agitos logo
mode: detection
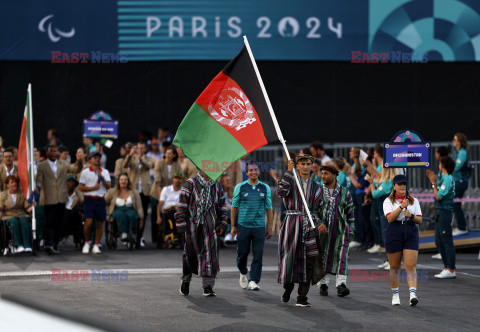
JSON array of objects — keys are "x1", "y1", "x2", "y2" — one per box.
[{"x1": 38, "y1": 14, "x2": 75, "y2": 43}]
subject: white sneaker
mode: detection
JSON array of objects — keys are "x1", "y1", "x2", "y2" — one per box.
[
  {"x1": 239, "y1": 274, "x2": 248, "y2": 289},
  {"x1": 82, "y1": 242, "x2": 91, "y2": 254},
  {"x1": 410, "y1": 293, "x2": 418, "y2": 306},
  {"x1": 140, "y1": 237, "x2": 145, "y2": 248},
  {"x1": 121, "y1": 232, "x2": 128, "y2": 241},
  {"x1": 435, "y1": 269, "x2": 456, "y2": 279},
  {"x1": 25, "y1": 247, "x2": 32, "y2": 253},
  {"x1": 349, "y1": 241, "x2": 361, "y2": 249},
  {"x1": 384, "y1": 262, "x2": 390, "y2": 270},
  {"x1": 432, "y1": 253, "x2": 442, "y2": 260},
  {"x1": 39, "y1": 239, "x2": 44, "y2": 247},
  {"x1": 248, "y1": 280, "x2": 260, "y2": 291},
  {"x1": 367, "y1": 244, "x2": 381, "y2": 254},
  {"x1": 392, "y1": 293, "x2": 401, "y2": 306},
  {"x1": 16, "y1": 246, "x2": 25, "y2": 253},
  {"x1": 92, "y1": 244, "x2": 101, "y2": 254},
  {"x1": 378, "y1": 261, "x2": 389, "y2": 269},
  {"x1": 452, "y1": 229, "x2": 468, "y2": 236}
]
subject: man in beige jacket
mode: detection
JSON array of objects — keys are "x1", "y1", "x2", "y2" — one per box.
[
  {"x1": 36, "y1": 146, "x2": 68, "y2": 255},
  {"x1": 0, "y1": 148, "x2": 19, "y2": 192},
  {"x1": 122, "y1": 141, "x2": 153, "y2": 247}
]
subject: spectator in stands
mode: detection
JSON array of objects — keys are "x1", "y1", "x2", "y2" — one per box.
[
  {"x1": 300, "y1": 147, "x2": 311, "y2": 156},
  {"x1": 452, "y1": 133, "x2": 470, "y2": 236},
  {"x1": 427, "y1": 156, "x2": 456, "y2": 279},
  {"x1": 63, "y1": 175, "x2": 84, "y2": 246},
  {"x1": 8, "y1": 146, "x2": 18, "y2": 162},
  {"x1": 105, "y1": 173, "x2": 144, "y2": 242},
  {"x1": 0, "y1": 176, "x2": 33, "y2": 253},
  {"x1": 36, "y1": 145, "x2": 68, "y2": 255},
  {"x1": 123, "y1": 141, "x2": 153, "y2": 248},
  {"x1": 0, "y1": 148, "x2": 18, "y2": 191},
  {"x1": 383, "y1": 174, "x2": 422, "y2": 306},
  {"x1": 79, "y1": 152, "x2": 111, "y2": 254},
  {"x1": 156, "y1": 172, "x2": 184, "y2": 244},
  {"x1": 150, "y1": 145, "x2": 181, "y2": 246},
  {"x1": 94, "y1": 141, "x2": 107, "y2": 169},
  {"x1": 158, "y1": 126, "x2": 174, "y2": 145},
  {"x1": 176, "y1": 146, "x2": 198, "y2": 179},
  {"x1": 310, "y1": 141, "x2": 332, "y2": 166},
  {"x1": 83, "y1": 137, "x2": 96, "y2": 154}
]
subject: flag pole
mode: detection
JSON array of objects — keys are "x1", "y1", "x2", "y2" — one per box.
[
  {"x1": 28, "y1": 83, "x2": 36, "y2": 241},
  {"x1": 243, "y1": 36, "x2": 316, "y2": 230}
]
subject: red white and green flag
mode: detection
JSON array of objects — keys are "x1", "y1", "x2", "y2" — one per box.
[
  {"x1": 173, "y1": 39, "x2": 279, "y2": 180},
  {"x1": 18, "y1": 84, "x2": 36, "y2": 199}
]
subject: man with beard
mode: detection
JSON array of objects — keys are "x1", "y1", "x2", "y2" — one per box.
[
  {"x1": 278, "y1": 154, "x2": 327, "y2": 307},
  {"x1": 175, "y1": 171, "x2": 229, "y2": 297},
  {"x1": 317, "y1": 165, "x2": 355, "y2": 297}
]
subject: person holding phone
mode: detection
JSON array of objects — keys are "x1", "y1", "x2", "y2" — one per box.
[{"x1": 383, "y1": 175, "x2": 422, "y2": 306}]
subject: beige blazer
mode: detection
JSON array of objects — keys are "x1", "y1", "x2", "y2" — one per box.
[
  {"x1": 123, "y1": 154, "x2": 153, "y2": 195},
  {"x1": 36, "y1": 160, "x2": 68, "y2": 205},
  {"x1": 0, "y1": 164, "x2": 19, "y2": 192},
  {"x1": 0, "y1": 190, "x2": 30, "y2": 221},
  {"x1": 104, "y1": 188, "x2": 144, "y2": 220},
  {"x1": 181, "y1": 158, "x2": 198, "y2": 179},
  {"x1": 149, "y1": 159, "x2": 182, "y2": 200},
  {"x1": 67, "y1": 161, "x2": 90, "y2": 180}
]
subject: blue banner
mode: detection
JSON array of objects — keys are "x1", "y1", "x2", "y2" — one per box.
[{"x1": 1, "y1": 0, "x2": 480, "y2": 61}]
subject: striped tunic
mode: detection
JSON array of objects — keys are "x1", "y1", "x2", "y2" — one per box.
[
  {"x1": 277, "y1": 171, "x2": 323, "y2": 284},
  {"x1": 175, "y1": 177, "x2": 229, "y2": 278},
  {"x1": 319, "y1": 183, "x2": 355, "y2": 275}
]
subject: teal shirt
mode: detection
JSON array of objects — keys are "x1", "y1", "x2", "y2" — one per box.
[
  {"x1": 453, "y1": 148, "x2": 468, "y2": 181},
  {"x1": 232, "y1": 180, "x2": 272, "y2": 228},
  {"x1": 376, "y1": 165, "x2": 382, "y2": 173},
  {"x1": 435, "y1": 173, "x2": 454, "y2": 211},
  {"x1": 372, "y1": 179, "x2": 393, "y2": 199},
  {"x1": 337, "y1": 172, "x2": 348, "y2": 188}
]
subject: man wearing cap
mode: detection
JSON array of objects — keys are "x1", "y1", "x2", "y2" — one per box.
[
  {"x1": 36, "y1": 145, "x2": 68, "y2": 255},
  {"x1": 175, "y1": 170, "x2": 229, "y2": 297},
  {"x1": 278, "y1": 154, "x2": 327, "y2": 307},
  {"x1": 157, "y1": 172, "x2": 185, "y2": 241},
  {"x1": 63, "y1": 174, "x2": 84, "y2": 246},
  {"x1": 78, "y1": 152, "x2": 111, "y2": 254},
  {"x1": 317, "y1": 164, "x2": 355, "y2": 297}
]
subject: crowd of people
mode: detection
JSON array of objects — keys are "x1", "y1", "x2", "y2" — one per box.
[{"x1": 0, "y1": 129, "x2": 476, "y2": 306}]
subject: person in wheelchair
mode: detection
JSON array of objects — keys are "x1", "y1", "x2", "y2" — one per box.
[
  {"x1": 0, "y1": 175, "x2": 33, "y2": 253},
  {"x1": 63, "y1": 175, "x2": 84, "y2": 247},
  {"x1": 105, "y1": 173, "x2": 144, "y2": 242},
  {"x1": 156, "y1": 172, "x2": 184, "y2": 248}
]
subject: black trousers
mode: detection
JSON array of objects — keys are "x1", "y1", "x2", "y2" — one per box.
[
  {"x1": 63, "y1": 208, "x2": 83, "y2": 244},
  {"x1": 284, "y1": 256, "x2": 315, "y2": 301},
  {"x1": 45, "y1": 203, "x2": 65, "y2": 246},
  {"x1": 136, "y1": 193, "x2": 150, "y2": 243}
]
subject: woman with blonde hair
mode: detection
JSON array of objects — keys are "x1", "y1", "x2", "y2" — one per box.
[{"x1": 383, "y1": 175, "x2": 422, "y2": 306}]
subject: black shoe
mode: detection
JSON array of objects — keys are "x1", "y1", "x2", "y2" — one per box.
[
  {"x1": 319, "y1": 284, "x2": 329, "y2": 296},
  {"x1": 179, "y1": 281, "x2": 190, "y2": 296},
  {"x1": 203, "y1": 286, "x2": 216, "y2": 297},
  {"x1": 281, "y1": 287, "x2": 293, "y2": 303},
  {"x1": 295, "y1": 298, "x2": 311, "y2": 307},
  {"x1": 337, "y1": 283, "x2": 350, "y2": 297},
  {"x1": 45, "y1": 246, "x2": 54, "y2": 255}
]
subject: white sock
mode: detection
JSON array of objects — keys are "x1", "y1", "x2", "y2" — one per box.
[
  {"x1": 391, "y1": 287, "x2": 399, "y2": 295},
  {"x1": 409, "y1": 287, "x2": 417, "y2": 298}
]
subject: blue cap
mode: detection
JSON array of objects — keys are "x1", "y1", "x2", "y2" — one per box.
[
  {"x1": 89, "y1": 151, "x2": 101, "y2": 159},
  {"x1": 392, "y1": 174, "x2": 408, "y2": 185}
]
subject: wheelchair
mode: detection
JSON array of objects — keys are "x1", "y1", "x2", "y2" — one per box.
[
  {"x1": 0, "y1": 218, "x2": 39, "y2": 256},
  {"x1": 160, "y1": 209, "x2": 184, "y2": 249},
  {"x1": 104, "y1": 215, "x2": 137, "y2": 251}
]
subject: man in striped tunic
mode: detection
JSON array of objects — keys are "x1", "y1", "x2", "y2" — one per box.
[
  {"x1": 175, "y1": 171, "x2": 229, "y2": 297},
  {"x1": 317, "y1": 165, "x2": 355, "y2": 297},
  {"x1": 278, "y1": 155, "x2": 327, "y2": 307}
]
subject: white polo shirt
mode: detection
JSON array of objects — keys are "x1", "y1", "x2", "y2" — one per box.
[
  {"x1": 383, "y1": 196, "x2": 422, "y2": 221},
  {"x1": 159, "y1": 185, "x2": 181, "y2": 211},
  {"x1": 79, "y1": 166, "x2": 111, "y2": 197}
]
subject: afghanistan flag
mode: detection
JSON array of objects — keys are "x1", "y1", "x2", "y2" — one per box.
[
  {"x1": 173, "y1": 42, "x2": 278, "y2": 181},
  {"x1": 18, "y1": 84, "x2": 36, "y2": 199}
]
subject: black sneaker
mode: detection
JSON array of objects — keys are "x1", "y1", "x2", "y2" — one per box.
[
  {"x1": 44, "y1": 246, "x2": 54, "y2": 255},
  {"x1": 337, "y1": 283, "x2": 350, "y2": 297},
  {"x1": 295, "y1": 298, "x2": 311, "y2": 307},
  {"x1": 203, "y1": 286, "x2": 216, "y2": 297},
  {"x1": 179, "y1": 281, "x2": 190, "y2": 296},
  {"x1": 281, "y1": 287, "x2": 293, "y2": 303},
  {"x1": 319, "y1": 284, "x2": 329, "y2": 296}
]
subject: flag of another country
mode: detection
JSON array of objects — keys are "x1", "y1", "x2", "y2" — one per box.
[
  {"x1": 18, "y1": 84, "x2": 35, "y2": 198},
  {"x1": 174, "y1": 45, "x2": 278, "y2": 181}
]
